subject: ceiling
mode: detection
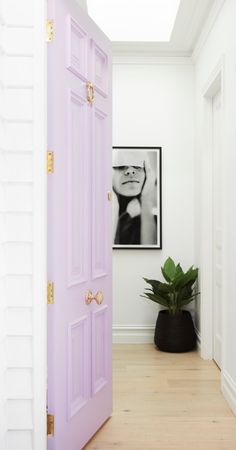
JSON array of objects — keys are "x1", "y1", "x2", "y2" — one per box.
[
  {"x1": 87, "y1": 0, "x2": 181, "y2": 42},
  {"x1": 110, "y1": 0, "x2": 215, "y2": 56}
]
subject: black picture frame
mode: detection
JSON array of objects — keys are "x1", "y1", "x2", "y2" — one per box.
[{"x1": 112, "y1": 146, "x2": 162, "y2": 249}]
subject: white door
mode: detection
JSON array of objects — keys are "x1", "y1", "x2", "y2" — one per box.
[{"x1": 212, "y1": 89, "x2": 222, "y2": 368}]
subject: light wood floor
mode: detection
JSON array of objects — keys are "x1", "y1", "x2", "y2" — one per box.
[{"x1": 84, "y1": 344, "x2": 236, "y2": 450}]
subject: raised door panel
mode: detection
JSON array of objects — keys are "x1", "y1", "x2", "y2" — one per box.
[
  {"x1": 91, "y1": 306, "x2": 108, "y2": 396},
  {"x1": 91, "y1": 107, "x2": 108, "y2": 280},
  {"x1": 67, "y1": 316, "x2": 90, "y2": 419},
  {"x1": 67, "y1": 16, "x2": 88, "y2": 81},
  {"x1": 91, "y1": 41, "x2": 108, "y2": 97},
  {"x1": 67, "y1": 89, "x2": 90, "y2": 287}
]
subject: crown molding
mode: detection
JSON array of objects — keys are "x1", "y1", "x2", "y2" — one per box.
[
  {"x1": 112, "y1": 55, "x2": 193, "y2": 65},
  {"x1": 201, "y1": 54, "x2": 225, "y2": 97},
  {"x1": 112, "y1": 42, "x2": 191, "y2": 58},
  {"x1": 192, "y1": 0, "x2": 226, "y2": 61}
]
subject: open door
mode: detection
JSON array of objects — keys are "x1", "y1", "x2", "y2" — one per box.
[{"x1": 47, "y1": 0, "x2": 112, "y2": 448}]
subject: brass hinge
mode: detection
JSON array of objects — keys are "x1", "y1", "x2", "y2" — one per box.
[
  {"x1": 108, "y1": 191, "x2": 112, "y2": 201},
  {"x1": 47, "y1": 282, "x2": 54, "y2": 305},
  {"x1": 47, "y1": 151, "x2": 54, "y2": 173},
  {"x1": 46, "y1": 20, "x2": 54, "y2": 42},
  {"x1": 47, "y1": 414, "x2": 54, "y2": 437}
]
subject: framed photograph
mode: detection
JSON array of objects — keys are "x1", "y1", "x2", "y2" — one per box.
[{"x1": 112, "y1": 146, "x2": 162, "y2": 249}]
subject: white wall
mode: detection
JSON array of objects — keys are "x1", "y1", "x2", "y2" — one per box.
[
  {"x1": 112, "y1": 57, "x2": 195, "y2": 343},
  {"x1": 194, "y1": 0, "x2": 236, "y2": 413},
  {"x1": 0, "y1": 1, "x2": 47, "y2": 449}
]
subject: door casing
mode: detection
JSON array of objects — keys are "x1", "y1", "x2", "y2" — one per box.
[
  {"x1": 212, "y1": 89, "x2": 222, "y2": 368},
  {"x1": 200, "y1": 56, "x2": 225, "y2": 364}
]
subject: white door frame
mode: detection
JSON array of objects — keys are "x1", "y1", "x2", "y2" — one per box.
[
  {"x1": 33, "y1": 0, "x2": 47, "y2": 449},
  {"x1": 200, "y1": 56, "x2": 225, "y2": 361}
]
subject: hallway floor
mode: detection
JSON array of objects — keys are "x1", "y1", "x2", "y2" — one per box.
[{"x1": 84, "y1": 344, "x2": 236, "y2": 450}]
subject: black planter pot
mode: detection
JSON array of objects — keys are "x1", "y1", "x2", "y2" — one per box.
[{"x1": 154, "y1": 310, "x2": 196, "y2": 353}]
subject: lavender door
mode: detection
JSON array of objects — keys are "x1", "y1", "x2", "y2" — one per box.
[{"x1": 47, "y1": 1, "x2": 112, "y2": 448}]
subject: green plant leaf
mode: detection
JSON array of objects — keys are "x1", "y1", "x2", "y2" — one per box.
[
  {"x1": 175, "y1": 263, "x2": 183, "y2": 275},
  {"x1": 143, "y1": 278, "x2": 172, "y2": 297},
  {"x1": 176, "y1": 285, "x2": 193, "y2": 303},
  {"x1": 143, "y1": 278, "x2": 162, "y2": 291},
  {"x1": 161, "y1": 267, "x2": 171, "y2": 282},
  {"x1": 162, "y1": 257, "x2": 176, "y2": 281},
  {"x1": 179, "y1": 293, "x2": 200, "y2": 308},
  {"x1": 172, "y1": 271, "x2": 185, "y2": 287},
  {"x1": 140, "y1": 292, "x2": 169, "y2": 308},
  {"x1": 174, "y1": 267, "x2": 198, "y2": 290}
]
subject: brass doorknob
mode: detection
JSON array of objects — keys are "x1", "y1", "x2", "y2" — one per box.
[
  {"x1": 85, "y1": 290, "x2": 103, "y2": 305},
  {"x1": 86, "y1": 81, "x2": 95, "y2": 104},
  {"x1": 95, "y1": 291, "x2": 103, "y2": 305}
]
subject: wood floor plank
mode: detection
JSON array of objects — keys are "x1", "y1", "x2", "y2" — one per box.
[{"x1": 84, "y1": 344, "x2": 236, "y2": 450}]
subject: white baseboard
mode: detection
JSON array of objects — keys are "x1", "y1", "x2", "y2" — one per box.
[
  {"x1": 113, "y1": 325, "x2": 201, "y2": 345},
  {"x1": 112, "y1": 325, "x2": 155, "y2": 344},
  {"x1": 222, "y1": 370, "x2": 236, "y2": 416}
]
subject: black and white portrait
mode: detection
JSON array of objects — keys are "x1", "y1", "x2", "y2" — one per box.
[{"x1": 112, "y1": 147, "x2": 162, "y2": 249}]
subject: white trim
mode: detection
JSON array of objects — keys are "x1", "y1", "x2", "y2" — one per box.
[
  {"x1": 32, "y1": 1, "x2": 47, "y2": 449},
  {"x1": 112, "y1": 47, "x2": 191, "y2": 58},
  {"x1": 195, "y1": 329, "x2": 201, "y2": 352},
  {"x1": 113, "y1": 325, "x2": 155, "y2": 344},
  {"x1": 112, "y1": 55, "x2": 193, "y2": 65},
  {"x1": 200, "y1": 57, "x2": 225, "y2": 361},
  {"x1": 222, "y1": 371, "x2": 236, "y2": 416},
  {"x1": 192, "y1": 0, "x2": 226, "y2": 61},
  {"x1": 202, "y1": 55, "x2": 225, "y2": 98}
]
